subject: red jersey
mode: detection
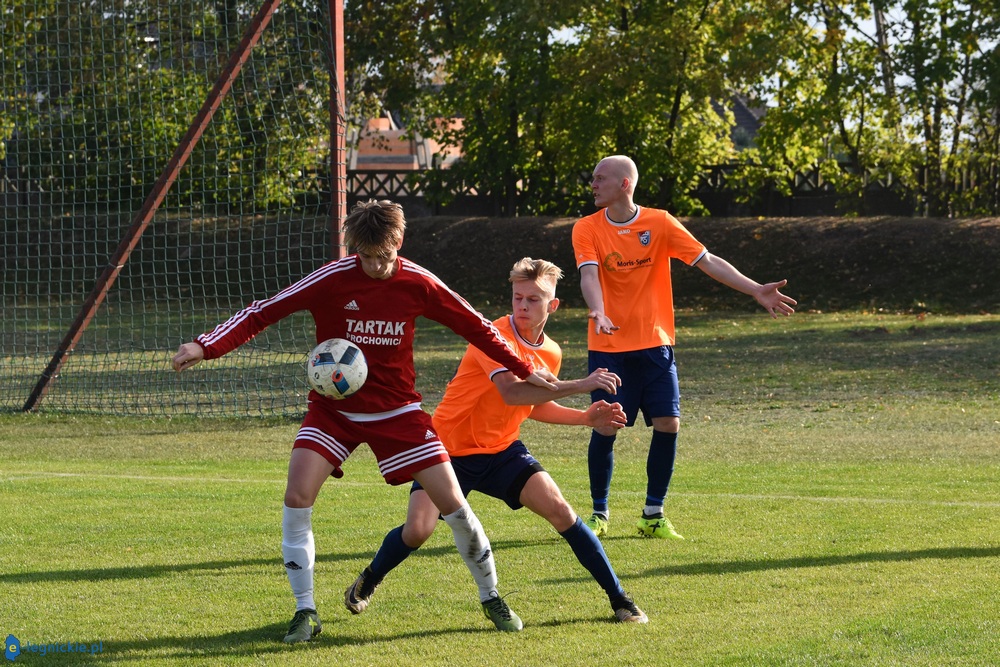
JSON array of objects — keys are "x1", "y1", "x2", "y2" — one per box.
[
  {"x1": 432, "y1": 315, "x2": 562, "y2": 457},
  {"x1": 196, "y1": 256, "x2": 533, "y2": 415},
  {"x1": 573, "y1": 206, "x2": 706, "y2": 351}
]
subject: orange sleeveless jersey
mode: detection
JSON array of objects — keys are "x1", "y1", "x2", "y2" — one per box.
[
  {"x1": 432, "y1": 315, "x2": 562, "y2": 457},
  {"x1": 572, "y1": 206, "x2": 706, "y2": 351}
]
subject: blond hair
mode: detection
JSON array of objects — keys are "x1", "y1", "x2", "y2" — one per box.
[
  {"x1": 509, "y1": 257, "x2": 563, "y2": 296},
  {"x1": 344, "y1": 199, "x2": 406, "y2": 255}
]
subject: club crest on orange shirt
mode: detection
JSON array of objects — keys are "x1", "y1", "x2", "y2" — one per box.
[{"x1": 639, "y1": 230, "x2": 651, "y2": 246}]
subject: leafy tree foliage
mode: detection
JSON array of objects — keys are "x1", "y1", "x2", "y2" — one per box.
[
  {"x1": 2, "y1": 0, "x2": 330, "y2": 212},
  {"x1": 553, "y1": 1, "x2": 792, "y2": 214},
  {"x1": 3, "y1": 0, "x2": 1000, "y2": 216},
  {"x1": 346, "y1": 0, "x2": 793, "y2": 215},
  {"x1": 746, "y1": 0, "x2": 1000, "y2": 216}
]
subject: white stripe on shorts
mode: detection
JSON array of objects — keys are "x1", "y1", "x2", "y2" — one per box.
[
  {"x1": 379, "y1": 440, "x2": 446, "y2": 477},
  {"x1": 336, "y1": 402, "x2": 423, "y2": 423},
  {"x1": 295, "y1": 426, "x2": 351, "y2": 463}
]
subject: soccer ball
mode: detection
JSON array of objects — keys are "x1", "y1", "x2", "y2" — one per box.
[{"x1": 306, "y1": 338, "x2": 368, "y2": 399}]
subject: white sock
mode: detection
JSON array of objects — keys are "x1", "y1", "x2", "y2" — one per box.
[
  {"x1": 442, "y1": 503, "x2": 497, "y2": 602},
  {"x1": 644, "y1": 505, "x2": 664, "y2": 517},
  {"x1": 282, "y1": 504, "x2": 316, "y2": 611}
]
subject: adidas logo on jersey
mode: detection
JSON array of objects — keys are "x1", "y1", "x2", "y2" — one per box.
[
  {"x1": 424, "y1": 429, "x2": 436, "y2": 440},
  {"x1": 344, "y1": 300, "x2": 360, "y2": 311}
]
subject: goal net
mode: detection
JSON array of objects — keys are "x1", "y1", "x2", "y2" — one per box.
[{"x1": 2, "y1": 0, "x2": 341, "y2": 417}]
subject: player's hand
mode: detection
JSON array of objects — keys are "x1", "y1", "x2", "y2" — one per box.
[
  {"x1": 588, "y1": 311, "x2": 619, "y2": 335},
  {"x1": 533, "y1": 368, "x2": 559, "y2": 383},
  {"x1": 755, "y1": 279, "x2": 797, "y2": 318},
  {"x1": 525, "y1": 371, "x2": 559, "y2": 390},
  {"x1": 172, "y1": 342, "x2": 205, "y2": 372},
  {"x1": 583, "y1": 400, "x2": 626, "y2": 430},
  {"x1": 584, "y1": 367, "x2": 621, "y2": 395}
]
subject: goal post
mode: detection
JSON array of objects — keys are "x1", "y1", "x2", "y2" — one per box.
[
  {"x1": 2, "y1": 0, "x2": 347, "y2": 417},
  {"x1": 327, "y1": 0, "x2": 347, "y2": 260}
]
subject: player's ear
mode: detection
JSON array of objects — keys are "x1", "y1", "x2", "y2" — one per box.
[{"x1": 547, "y1": 297, "x2": 560, "y2": 314}]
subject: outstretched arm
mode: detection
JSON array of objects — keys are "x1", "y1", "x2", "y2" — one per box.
[
  {"x1": 529, "y1": 399, "x2": 626, "y2": 429},
  {"x1": 492, "y1": 367, "x2": 621, "y2": 406},
  {"x1": 522, "y1": 370, "x2": 560, "y2": 391},
  {"x1": 695, "y1": 252, "x2": 797, "y2": 318}
]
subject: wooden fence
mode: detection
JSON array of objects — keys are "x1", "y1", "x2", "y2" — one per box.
[{"x1": 346, "y1": 165, "x2": 919, "y2": 218}]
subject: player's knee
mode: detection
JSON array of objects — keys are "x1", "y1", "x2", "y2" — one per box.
[
  {"x1": 401, "y1": 520, "x2": 434, "y2": 548},
  {"x1": 653, "y1": 416, "x2": 680, "y2": 433},
  {"x1": 594, "y1": 424, "x2": 618, "y2": 437},
  {"x1": 283, "y1": 488, "x2": 315, "y2": 508},
  {"x1": 538, "y1": 498, "x2": 576, "y2": 533}
]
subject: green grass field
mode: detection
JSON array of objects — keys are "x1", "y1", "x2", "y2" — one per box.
[{"x1": 1, "y1": 309, "x2": 998, "y2": 666}]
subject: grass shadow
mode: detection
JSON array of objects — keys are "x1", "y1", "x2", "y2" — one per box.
[
  {"x1": 7, "y1": 619, "x2": 500, "y2": 664},
  {"x1": 641, "y1": 544, "x2": 1000, "y2": 578},
  {"x1": 0, "y1": 551, "x2": 363, "y2": 586},
  {"x1": 539, "y1": 544, "x2": 1000, "y2": 586},
  {"x1": 0, "y1": 536, "x2": 566, "y2": 586}
]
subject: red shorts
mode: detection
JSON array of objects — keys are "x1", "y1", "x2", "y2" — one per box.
[{"x1": 293, "y1": 400, "x2": 449, "y2": 486}]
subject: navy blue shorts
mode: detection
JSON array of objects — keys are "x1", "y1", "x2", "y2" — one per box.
[
  {"x1": 589, "y1": 346, "x2": 680, "y2": 427},
  {"x1": 411, "y1": 441, "x2": 544, "y2": 510}
]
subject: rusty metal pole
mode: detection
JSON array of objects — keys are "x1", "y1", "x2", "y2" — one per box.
[{"x1": 329, "y1": 0, "x2": 347, "y2": 260}]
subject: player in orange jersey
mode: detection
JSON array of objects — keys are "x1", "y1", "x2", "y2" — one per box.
[
  {"x1": 345, "y1": 258, "x2": 649, "y2": 624},
  {"x1": 573, "y1": 155, "x2": 796, "y2": 540}
]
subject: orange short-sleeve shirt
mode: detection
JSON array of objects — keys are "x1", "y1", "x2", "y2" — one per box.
[
  {"x1": 432, "y1": 315, "x2": 562, "y2": 457},
  {"x1": 573, "y1": 206, "x2": 706, "y2": 351}
]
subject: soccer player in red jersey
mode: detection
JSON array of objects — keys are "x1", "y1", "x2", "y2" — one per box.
[
  {"x1": 573, "y1": 155, "x2": 796, "y2": 540},
  {"x1": 172, "y1": 200, "x2": 557, "y2": 640},
  {"x1": 344, "y1": 258, "x2": 649, "y2": 624}
]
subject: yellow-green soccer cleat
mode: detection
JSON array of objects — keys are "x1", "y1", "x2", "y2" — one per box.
[
  {"x1": 636, "y1": 513, "x2": 684, "y2": 540},
  {"x1": 282, "y1": 608, "x2": 322, "y2": 643},
  {"x1": 584, "y1": 513, "x2": 609, "y2": 537},
  {"x1": 482, "y1": 593, "x2": 523, "y2": 632}
]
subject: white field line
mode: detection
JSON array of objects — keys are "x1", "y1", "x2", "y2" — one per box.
[
  {"x1": 677, "y1": 491, "x2": 1000, "y2": 509},
  {"x1": 2, "y1": 470, "x2": 999, "y2": 508},
  {"x1": 1, "y1": 470, "x2": 342, "y2": 486}
]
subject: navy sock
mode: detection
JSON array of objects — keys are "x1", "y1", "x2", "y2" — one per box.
[
  {"x1": 369, "y1": 524, "x2": 416, "y2": 582},
  {"x1": 560, "y1": 517, "x2": 624, "y2": 599},
  {"x1": 645, "y1": 430, "x2": 678, "y2": 507},
  {"x1": 588, "y1": 431, "x2": 617, "y2": 515}
]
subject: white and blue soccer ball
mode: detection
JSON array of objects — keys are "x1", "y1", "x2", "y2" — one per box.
[{"x1": 306, "y1": 338, "x2": 368, "y2": 399}]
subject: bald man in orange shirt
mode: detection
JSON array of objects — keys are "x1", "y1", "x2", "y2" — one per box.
[{"x1": 573, "y1": 155, "x2": 797, "y2": 540}]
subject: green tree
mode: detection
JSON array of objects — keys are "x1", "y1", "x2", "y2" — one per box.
[
  {"x1": 963, "y1": 9, "x2": 1000, "y2": 213},
  {"x1": 893, "y1": 0, "x2": 1000, "y2": 215},
  {"x1": 740, "y1": 1, "x2": 895, "y2": 213},
  {"x1": 1, "y1": 0, "x2": 331, "y2": 213},
  {"x1": 551, "y1": 1, "x2": 793, "y2": 214},
  {"x1": 746, "y1": 0, "x2": 1000, "y2": 216},
  {"x1": 346, "y1": 0, "x2": 792, "y2": 216}
]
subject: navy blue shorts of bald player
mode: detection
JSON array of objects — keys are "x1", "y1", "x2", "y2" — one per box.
[
  {"x1": 411, "y1": 441, "x2": 545, "y2": 510},
  {"x1": 589, "y1": 346, "x2": 680, "y2": 427}
]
